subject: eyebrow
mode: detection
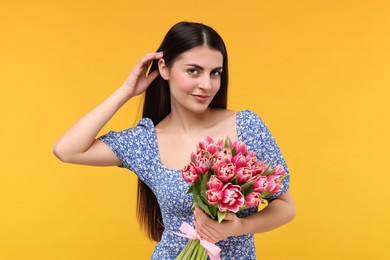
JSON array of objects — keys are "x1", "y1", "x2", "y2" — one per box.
[{"x1": 185, "y1": 64, "x2": 223, "y2": 70}]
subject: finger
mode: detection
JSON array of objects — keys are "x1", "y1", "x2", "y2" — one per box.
[
  {"x1": 194, "y1": 208, "x2": 220, "y2": 242},
  {"x1": 133, "y1": 52, "x2": 163, "y2": 78},
  {"x1": 195, "y1": 208, "x2": 221, "y2": 237},
  {"x1": 222, "y1": 212, "x2": 236, "y2": 221},
  {"x1": 195, "y1": 219, "x2": 218, "y2": 243},
  {"x1": 194, "y1": 207, "x2": 211, "y2": 225},
  {"x1": 146, "y1": 69, "x2": 160, "y2": 84},
  {"x1": 140, "y1": 52, "x2": 163, "y2": 67}
]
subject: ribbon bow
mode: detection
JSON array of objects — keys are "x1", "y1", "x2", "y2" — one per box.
[{"x1": 174, "y1": 222, "x2": 221, "y2": 260}]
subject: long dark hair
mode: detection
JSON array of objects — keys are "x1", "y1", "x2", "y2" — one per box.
[{"x1": 137, "y1": 21, "x2": 229, "y2": 242}]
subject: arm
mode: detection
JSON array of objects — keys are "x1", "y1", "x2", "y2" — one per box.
[
  {"x1": 194, "y1": 191, "x2": 295, "y2": 243},
  {"x1": 53, "y1": 52, "x2": 163, "y2": 166}
]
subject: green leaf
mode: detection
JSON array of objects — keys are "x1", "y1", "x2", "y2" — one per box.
[
  {"x1": 200, "y1": 194, "x2": 217, "y2": 219},
  {"x1": 186, "y1": 184, "x2": 195, "y2": 194},
  {"x1": 224, "y1": 136, "x2": 230, "y2": 148},
  {"x1": 194, "y1": 195, "x2": 213, "y2": 219},
  {"x1": 217, "y1": 210, "x2": 228, "y2": 223},
  {"x1": 191, "y1": 202, "x2": 197, "y2": 211},
  {"x1": 231, "y1": 175, "x2": 238, "y2": 185},
  {"x1": 199, "y1": 194, "x2": 209, "y2": 204},
  {"x1": 209, "y1": 204, "x2": 218, "y2": 217},
  {"x1": 263, "y1": 159, "x2": 275, "y2": 176},
  {"x1": 241, "y1": 180, "x2": 255, "y2": 197},
  {"x1": 279, "y1": 175, "x2": 287, "y2": 182},
  {"x1": 231, "y1": 146, "x2": 237, "y2": 156},
  {"x1": 200, "y1": 171, "x2": 211, "y2": 192},
  {"x1": 190, "y1": 179, "x2": 201, "y2": 196},
  {"x1": 261, "y1": 190, "x2": 272, "y2": 198},
  {"x1": 267, "y1": 168, "x2": 276, "y2": 176},
  {"x1": 262, "y1": 161, "x2": 272, "y2": 176},
  {"x1": 242, "y1": 186, "x2": 254, "y2": 197},
  {"x1": 239, "y1": 205, "x2": 249, "y2": 211},
  {"x1": 240, "y1": 180, "x2": 255, "y2": 190}
]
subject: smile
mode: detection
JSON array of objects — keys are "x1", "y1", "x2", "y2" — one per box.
[{"x1": 191, "y1": 94, "x2": 210, "y2": 102}]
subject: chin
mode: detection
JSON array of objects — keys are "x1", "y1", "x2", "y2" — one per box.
[{"x1": 186, "y1": 104, "x2": 212, "y2": 114}]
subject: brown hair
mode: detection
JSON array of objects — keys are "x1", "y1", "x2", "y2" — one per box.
[{"x1": 138, "y1": 21, "x2": 229, "y2": 242}]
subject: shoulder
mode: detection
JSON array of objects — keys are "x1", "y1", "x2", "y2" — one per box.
[
  {"x1": 137, "y1": 117, "x2": 155, "y2": 129},
  {"x1": 236, "y1": 110, "x2": 270, "y2": 149},
  {"x1": 123, "y1": 117, "x2": 155, "y2": 134},
  {"x1": 98, "y1": 117, "x2": 158, "y2": 169},
  {"x1": 213, "y1": 108, "x2": 237, "y2": 121},
  {"x1": 99, "y1": 117, "x2": 155, "y2": 145},
  {"x1": 211, "y1": 109, "x2": 263, "y2": 123},
  {"x1": 236, "y1": 110, "x2": 265, "y2": 127}
]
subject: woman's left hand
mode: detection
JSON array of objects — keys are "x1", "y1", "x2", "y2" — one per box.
[{"x1": 193, "y1": 207, "x2": 244, "y2": 243}]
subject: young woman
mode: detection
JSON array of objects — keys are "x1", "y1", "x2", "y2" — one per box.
[{"x1": 53, "y1": 21, "x2": 295, "y2": 259}]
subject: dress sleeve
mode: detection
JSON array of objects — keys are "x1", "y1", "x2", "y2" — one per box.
[
  {"x1": 238, "y1": 110, "x2": 290, "y2": 200},
  {"x1": 97, "y1": 118, "x2": 156, "y2": 185}
]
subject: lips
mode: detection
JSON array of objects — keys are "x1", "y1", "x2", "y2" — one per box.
[
  {"x1": 191, "y1": 94, "x2": 210, "y2": 102},
  {"x1": 193, "y1": 94, "x2": 209, "y2": 98}
]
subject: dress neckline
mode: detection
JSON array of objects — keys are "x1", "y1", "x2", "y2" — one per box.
[{"x1": 147, "y1": 110, "x2": 245, "y2": 172}]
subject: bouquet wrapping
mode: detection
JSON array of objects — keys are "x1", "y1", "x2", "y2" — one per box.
[{"x1": 175, "y1": 136, "x2": 288, "y2": 260}]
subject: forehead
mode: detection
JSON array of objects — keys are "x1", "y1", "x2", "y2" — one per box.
[{"x1": 173, "y1": 46, "x2": 223, "y2": 68}]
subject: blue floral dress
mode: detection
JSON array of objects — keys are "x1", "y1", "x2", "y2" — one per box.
[{"x1": 99, "y1": 110, "x2": 290, "y2": 260}]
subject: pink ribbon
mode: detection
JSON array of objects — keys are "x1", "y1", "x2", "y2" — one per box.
[{"x1": 173, "y1": 222, "x2": 221, "y2": 260}]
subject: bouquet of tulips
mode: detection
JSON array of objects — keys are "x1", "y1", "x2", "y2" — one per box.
[{"x1": 175, "y1": 136, "x2": 288, "y2": 260}]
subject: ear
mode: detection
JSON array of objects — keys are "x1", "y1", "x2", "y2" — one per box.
[{"x1": 158, "y1": 59, "x2": 170, "y2": 80}]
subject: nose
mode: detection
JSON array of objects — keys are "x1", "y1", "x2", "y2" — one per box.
[{"x1": 198, "y1": 75, "x2": 212, "y2": 90}]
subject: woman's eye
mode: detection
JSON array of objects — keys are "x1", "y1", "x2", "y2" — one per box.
[
  {"x1": 187, "y1": 69, "x2": 199, "y2": 75},
  {"x1": 211, "y1": 70, "x2": 222, "y2": 77}
]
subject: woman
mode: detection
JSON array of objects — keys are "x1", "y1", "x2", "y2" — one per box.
[{"x1": 53, "y1": 21, "x2": 295, "y2": 259}]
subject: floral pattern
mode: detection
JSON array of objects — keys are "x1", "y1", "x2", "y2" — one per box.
[{"x1": 99, "y1": 110, "x2": 290, "y2": 259}]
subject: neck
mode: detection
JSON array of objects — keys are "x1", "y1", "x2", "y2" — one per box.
[{"x1": 164, "y1": 107, "x2": 216, "y2": 134}]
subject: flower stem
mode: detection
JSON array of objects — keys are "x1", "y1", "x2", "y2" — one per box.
[{"x1": 175, "y1": 239, "x2": 207, "y2": 260}]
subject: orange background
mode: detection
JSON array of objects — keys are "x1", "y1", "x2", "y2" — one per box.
[{"x1": 1, "y1": 0, "x2": 389, "y2": 259}]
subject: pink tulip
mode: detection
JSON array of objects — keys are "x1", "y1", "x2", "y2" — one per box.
[
  {"x1": 198, "y1": 136, "x2": 215, "y2": 150},
  {"x1": 273, "y1": 164, "x2": 286, "y2": 175},
  {"x1": 236, "y1": 167, "x2": 253, "y2": 184},
  {"x1": 205, "y1": 188, "x2": 223, "y2": 205},
  {"x1": 245, "y1": 152, "x2": 259, "y2": 168},
  {"x1": 246, "y1": 150, "x2": 257, "y2": 157},
  {"x1": 266, "y1": 175, "x2": 283, "y2": 193},
  {"x1": 216, "y1": 162, "x2": 236, "y2": 182},
  {"x1": 245, "y1": 192, "x2": 262, "y2": 207},
  {"x1": 180, "y1": 163, "x2": 199, "y2": 183},
  {"x1": 195, "y1": 155, "x2": 210, "y2": 174},
  {"x1": 216, "y1": 138, "x2": 224, "y2": 147},
  {"x1": 211, "y1": 149, "x2": 232, "y2": 173},
  {"x1": 217, "y1": 148, "x2": 233, "y2": 162},
  {"x1": 232, "y1": 153, "x2": 248, "y2": 169},
  {"x1": 207, "y1": 175, "x2": 224, "y2": 190},
  {"x1": 218, "y1": 183, "x2": 245, "y2": 213},
  {"x1": 190, "y1": 149, "x2": 206, "y2": 162},
  {"x1": 252, "y1": 175, "x2": 268, "y2": 193},
  {"x1": 190, "y1": 151, "x2": 197, "y2": 162},
  {"x1": 252, "y1": 160, "x2": 267, "y2": 175},
  {"x1": 205, "y1": 143, "x2": 219, "y2": 155},
  {"x1": 230, "y1": 140, "x2": 247, "y2": 155}
]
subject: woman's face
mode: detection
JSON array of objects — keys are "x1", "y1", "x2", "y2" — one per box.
[{"x1": 160, "y1": 45, "x2": 223, "y2": 114}]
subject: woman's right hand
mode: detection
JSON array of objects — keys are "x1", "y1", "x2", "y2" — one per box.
[
  {"x1": 53, "y1": 52, "x2": 163, "y2": 166},
  {"x1": 121, "y1": 52, "x2": 164, "y2": 97}
]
